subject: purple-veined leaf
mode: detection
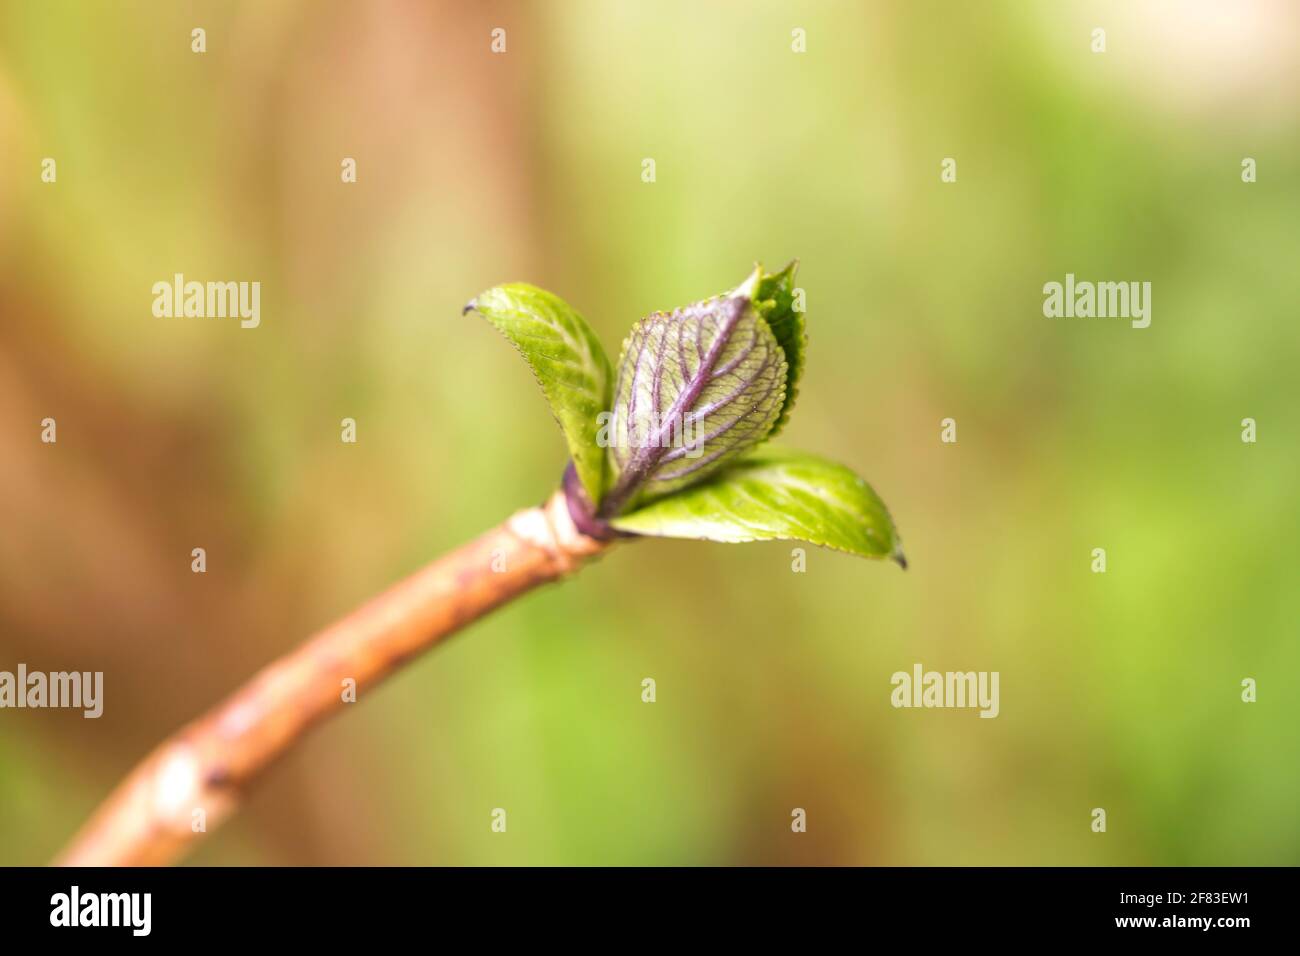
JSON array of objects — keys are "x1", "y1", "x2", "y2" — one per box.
[{"x1": 598, "y1": 269, "x2": 787, "y2": 516}]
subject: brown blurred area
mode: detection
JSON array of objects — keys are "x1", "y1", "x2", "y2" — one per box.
[{"x1": 1, "y1": 0, "x2": 546, "y2": 863}]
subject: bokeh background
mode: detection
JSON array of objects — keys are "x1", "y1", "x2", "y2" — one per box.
[{"x1": 2, "y1": 0, "x2": 1298, "y2": 865}]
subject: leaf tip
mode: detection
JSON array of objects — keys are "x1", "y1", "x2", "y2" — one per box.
[
  {"x1": 462, "y1": 298, "x2": 478, "y2": 316},
  {"x1": 733, "y1": 264, "x2": 763, "y2": 299}
]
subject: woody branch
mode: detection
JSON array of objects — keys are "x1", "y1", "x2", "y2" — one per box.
[{"x1": 55, "y1": 490, "x2": 610, "y2": 866}]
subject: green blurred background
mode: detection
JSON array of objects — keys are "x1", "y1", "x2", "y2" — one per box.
[{"x1": 2, "y1": 0, "x2": 1297, "y2": 865}]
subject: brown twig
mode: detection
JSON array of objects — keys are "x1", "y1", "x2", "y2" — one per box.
[{"x1": 54, "y1": 490, "x2": 610, "y2": 866}]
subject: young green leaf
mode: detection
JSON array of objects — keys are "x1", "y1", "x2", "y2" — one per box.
[
  {"x1": 597, "y1": 285, "x2": 787, "y2": 517},
  {"x1": 608, "y1": 446, "x2": 905, "y2": 566},
  {"x1": 751, "y1": 261, "x2": 806, "y2": 438},
  {"x1": 466, "y1": 283, "x2": 613, "y2": 504}
]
